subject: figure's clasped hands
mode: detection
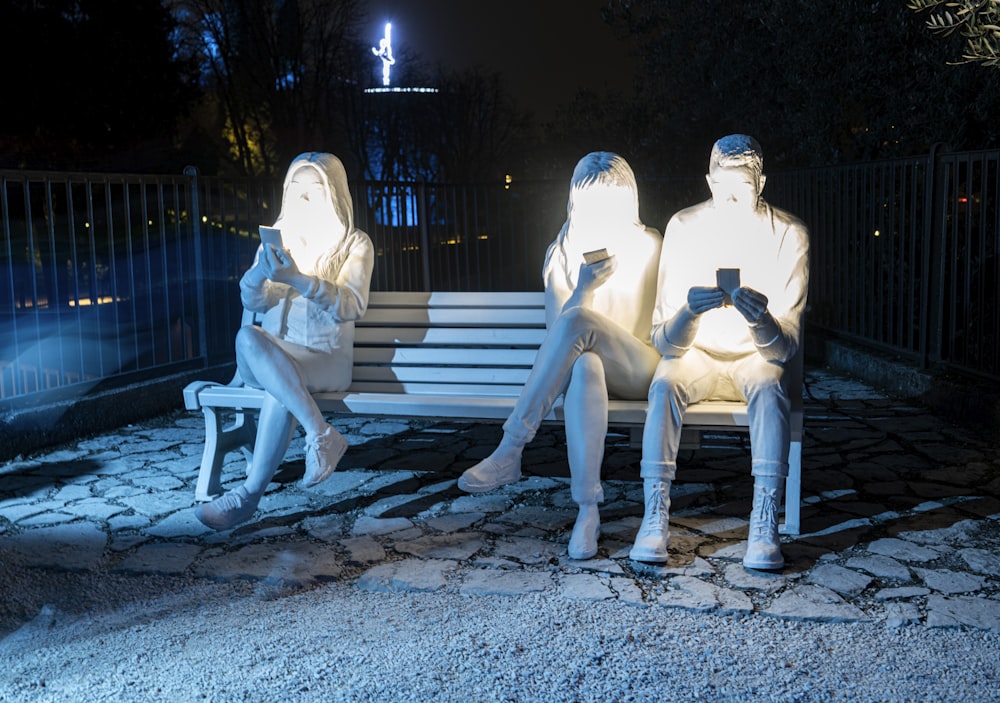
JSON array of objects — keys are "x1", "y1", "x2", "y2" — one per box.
[
  {"x1": 732, "y1": 286, "x2": 769, "y2": 324},
  {"x1": 687, "y1": 286, "x2": 725, "y2": 315}
]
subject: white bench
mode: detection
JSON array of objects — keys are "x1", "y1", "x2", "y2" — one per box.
[{"x1": 183, "y1": 291, "x2": 804, "y2": 534}]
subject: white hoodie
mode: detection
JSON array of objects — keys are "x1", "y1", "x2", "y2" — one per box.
[{"x1": 240, "y1": 152, "x2": 375, "y2": 355}]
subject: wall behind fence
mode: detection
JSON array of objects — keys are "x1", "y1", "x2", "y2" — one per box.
[{"x1": 2, "y1": 150, "x2": 998, "y2": 412}]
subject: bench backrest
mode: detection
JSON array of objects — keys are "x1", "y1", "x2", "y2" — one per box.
[{"x1": 351, "y1": 291, "x2": 546, "y2": 396}]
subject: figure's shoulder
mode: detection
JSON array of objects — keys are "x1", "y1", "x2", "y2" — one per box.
[
  {"x1": 767, "y1": 203, "x2": 809, "y2": 236},
  {"x1": 669, "y1": 199, "x2": 712, "y2": 225},
  {"x1": 349, "y1": 227, "x2": 373, "y2": 244},
  {"x1": 638, "y1": 224, "x2": 662, "y2": 247},
  {"x1": 664, "y1": 199, "x2": 711, "y2": 235},
  {"x1": 628, "y1": 225, "x2": 663, "y2": 263},
  {"x1": 346, "y1": 228, "x2": 376, "y2": 256}
]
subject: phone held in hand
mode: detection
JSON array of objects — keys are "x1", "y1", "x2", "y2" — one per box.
[
  {"x1": 716, "y1": 267, "x2": 741, "y2": 306},
  {"x1": 259, "y1": 226, "x2": 283, "y2": 249},
  {"x1": 583, "y1": 248, "x2": 610, "y2": 265}
]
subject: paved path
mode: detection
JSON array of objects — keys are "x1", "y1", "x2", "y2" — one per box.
[{"x1": 1, "y1": 368, "x2": 999, "y2": 634}]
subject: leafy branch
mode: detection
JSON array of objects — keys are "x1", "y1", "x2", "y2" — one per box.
[{"x1": 907, "y1": 0, "x2": 1000, "y2": 67}]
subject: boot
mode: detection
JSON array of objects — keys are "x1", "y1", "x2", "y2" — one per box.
[
  {"x1": 629, "y1": 479, "x2": 671, "y2": 563},
  {"x1": 743, "y1": 475, "x2": 785, "y2": 571}
]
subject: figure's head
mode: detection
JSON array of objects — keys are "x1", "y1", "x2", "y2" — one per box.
[
  {"x1": 566, "y1": 151, "x2": 640, "y2": 228},
  {"x1": 706, "y1": 134, "x2": 766, "y2": 218},
  {"x1": 278, "y1": 152, "x2": 353, "y2": 234}
]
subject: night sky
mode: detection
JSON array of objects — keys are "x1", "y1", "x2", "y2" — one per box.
[{"x1": 361, "y1": 0, "x2": 636, "y2": 119}]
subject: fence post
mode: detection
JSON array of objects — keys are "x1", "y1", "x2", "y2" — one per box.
[
  {"x1": 918, "y1": 144, "x2": 947, "y2": 370},
  {"x1": 417, "y1": 180, "x2": 432, "y2": 291},
  {"x1": 184, "y1": 166, "x2": 209, "y2": 365}
]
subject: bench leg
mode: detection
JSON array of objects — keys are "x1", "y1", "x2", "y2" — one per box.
[
  {"x1": 779, "y1": 439, "x2": 802, "y2": 535},
  {"x1": 629, "y1": 426, "x2": 643, "y2": 448},
  {"x1": 195, "y1": 407, "x2": 256, "y2": 501}
]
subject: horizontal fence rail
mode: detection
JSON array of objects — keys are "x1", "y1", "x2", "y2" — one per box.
[{"x1": 2, "y1": 149, "x2": 998, "y2": 405}]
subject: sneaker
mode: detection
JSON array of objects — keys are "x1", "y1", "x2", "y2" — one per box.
[
  {"x1": 302, "y1": 425, "x2": 348, "y2": 488},
  {"x1": 457, "y1": 454, "x2": 522, "y2": 493},
  {"x1": 195, "y1": 486, "x2": 256, "y2": 530},
  {"x1": 568, "y1": 504, "x2": 601, "y2": 560}
]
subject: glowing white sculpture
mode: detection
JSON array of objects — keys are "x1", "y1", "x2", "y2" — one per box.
[
  {"x1": 195, "y1": 153, "x2": 375, "y2": 531},
  {"x1": 372, "y1": 23, "x2": 395, "y2": 86},
  {"x1": 634, "y1": 135, "x2": 810, "y2": 570},
  {"x1": 457, "y1": 152, "x2": 663, "y2": 561}
]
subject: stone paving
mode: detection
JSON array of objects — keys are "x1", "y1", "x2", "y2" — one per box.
[{"x1": 1, "y1": 368, "x2": 999, "y2": 634}]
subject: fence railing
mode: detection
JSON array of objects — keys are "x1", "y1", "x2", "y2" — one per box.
[
  {"x1": 0, "y1": 170, "x2": 200, "y2": 400},
  {"x1": 768, "y1": 147, "x2": 1000, "y2": 380},
  {"x1": 2, "y1": 149, "x2": 998, "y2": 404}
]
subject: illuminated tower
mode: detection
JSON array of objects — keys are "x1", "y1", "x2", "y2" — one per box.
[{"x1": 360, "y1": 21, "x2": 440, "y2": 226}]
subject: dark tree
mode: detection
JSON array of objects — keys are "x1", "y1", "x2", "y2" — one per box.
[
  {"x1": 430, "y1": 69, "x2": 531, "y2": 183},
  {"x1": 168, "y1": 0, "x2": 364, "y2": 176},
  {"x1": 0, "y1": 0, "x2": 198, "y2": 171},
  {"x1": 588, "y1": 0, "x2": 1000, "y2": 174}
]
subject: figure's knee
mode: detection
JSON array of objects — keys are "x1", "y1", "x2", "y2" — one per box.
[
  {"x1": 553, "y1": 306, "x2": 603, "y2": 340},
  {"x1": 235, "y1": 324, "x2": 267, "y2": 356},
  {"x1": 571, "y1": 351, "x2": 605, "y2": 384},
  {"x1": 743, "y1": 362, "x2": 787, "y2": 403},
  {"x1": 647, "y1": 363, "x2": 685, "y2": 408}
]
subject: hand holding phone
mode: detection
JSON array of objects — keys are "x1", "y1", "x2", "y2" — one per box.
[{"x1": 583, "y1": 248, "x2": 610, "y2": 265}]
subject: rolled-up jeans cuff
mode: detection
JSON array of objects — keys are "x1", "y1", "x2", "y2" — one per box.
[
  {"x1": 639, "y1": 460, "x2": 676, "y2": 481},
  {"x1": 751, "y1": 460, "x2": 788, "y2": 478},
  {"x1": 501, "y1": 417, "x2": 534, "y2": 445}
]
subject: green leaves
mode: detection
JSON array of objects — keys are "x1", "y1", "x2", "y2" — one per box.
[{"x1": 907, "y1": 0, "x2": 1000, "y2": 66}]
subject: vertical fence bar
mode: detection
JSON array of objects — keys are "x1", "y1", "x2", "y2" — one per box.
[
  {"x1": 919, "y1": 144, "x2": 943, "y2": 369},
  {"x1": 184, "y1": 166, "x2": 208, "y2": 365},
  {"x1": 417, "y1": 180, "x2": 431, "y2": 291}
]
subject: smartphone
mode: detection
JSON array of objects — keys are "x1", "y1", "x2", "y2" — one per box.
[
  {"x1": 716, "y1": 268, "x2": 741, "y2": 306},
  {"x1": 259, "y1": 226, "x2": 283, "y2": 249},
  {"x1": 583, "y1": 248, "x2": 610, "y2": 265}
]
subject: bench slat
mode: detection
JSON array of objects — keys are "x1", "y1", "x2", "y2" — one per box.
[
  {"x1": 358, "y1": 307, "x2": 546, "y2": 327},
  {"x1": 367, "y1": 291, "x2": 544, "y2": 308},
  {"x1": 351, "y1": 365, "x2": 533, "y2": 385},
  {"x1": 353, "y1": 347, "x2": 538, "y2": 366},
  {"x1": 345, "y1": 381, "x2": 527, "y2": 396},
  {"x1": 355, "y1": 327, "x2": 547, "y2": 347}
]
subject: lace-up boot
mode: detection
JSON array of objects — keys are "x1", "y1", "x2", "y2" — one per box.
[
  {"x1": 629, "y1": 479, "x2": 671, "y2": 563},
  {"x1": 743, "y1": 475, "x2": 785, "y2": 571}
]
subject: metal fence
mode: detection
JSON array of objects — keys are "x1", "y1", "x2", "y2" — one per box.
[
  {"x1": 2, "y1": 149, "x2": 998, "y2": 404},
  {"x1": 768, "y1": 147, "x2": 1000, "y2": 380},
  {"x1": 0, "y1": 170, "x2": 200, "y2": 400}
]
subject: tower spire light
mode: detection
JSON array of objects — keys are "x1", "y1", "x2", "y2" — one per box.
[{"x1": 372, "y1": 22, "x2": 395, "y2": 87}]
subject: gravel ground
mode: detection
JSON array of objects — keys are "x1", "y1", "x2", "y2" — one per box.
[{"x1": 1, "y1": 566, "x2": 998, "y2": 703}]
